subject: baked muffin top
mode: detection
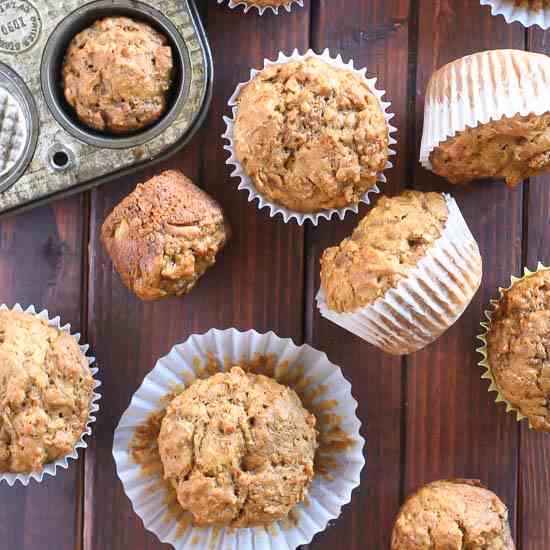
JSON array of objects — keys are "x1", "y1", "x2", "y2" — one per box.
[
  {"x1": 391, "y1": 480, "x2": 515, "y2": 550},
  {"x1": 486, "y1": 269, "x2": 550, "y2": 431},
  {"x1": 101, "y1": 170, "x2": 229, "y2": 301},
  {"x1": 158, "y1": 367, "x2": 317, "y2": 527},
  {"x1": 320, "y1": 190, "x2": 448, "y2": 312},
  {"x1": 234, "y1": 57, "x2": 389, "y2": 213},
  {"x1": 0, "y1": 310, "x2": 94, "y2": 473},
  {"x1": 512, "y1": 0, "x2": 550, "y2": 9},
  {"x1": 63, "y1": 16, "x2": 174, "y2": 134}
]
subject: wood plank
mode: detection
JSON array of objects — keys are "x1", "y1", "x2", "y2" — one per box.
[
  {"x1": 83, "y1": 3, "x2": 310, "y2": 549},
  {"x1": 406, "y1": 0, "x2": 525, "y2": 541},
  {"x1": 307, "y1": 2, "x2": 412, "y2": 548},
  {"x1": 0, "y1": 197, "x2": 86, "y2": 550}
]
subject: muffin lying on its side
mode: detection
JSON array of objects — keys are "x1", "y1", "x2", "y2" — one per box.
[{"x1": 101, "y1": 170, "x2": 229, "y2": 301}]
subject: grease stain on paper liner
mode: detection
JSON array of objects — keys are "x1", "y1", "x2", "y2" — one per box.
[{"x1": 129, "y1": 352, "x2": 356, "y2": 541}]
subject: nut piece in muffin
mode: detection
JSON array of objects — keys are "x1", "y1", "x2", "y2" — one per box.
[
  {"x1": 158, "y1": 367, "x2": 317, "y2": 527},
  {"x1": 0, "y1": 310, "x2": 94, "y2": 473},
  {"x1": 485, "y1": 268, "x2": 550, "y2": 431},
  {"x1": 63, "y1": 16, "x2": 174, "y2": 134},
  {"x1": 391, "y1": 479, "x2": 515, "y2": 549},
  {"x1": 101, "y1": 170, "x2": 229, "y2": 301},
  {"x1": 233, "y1": 57, "x2": 390, "y2": 213}
]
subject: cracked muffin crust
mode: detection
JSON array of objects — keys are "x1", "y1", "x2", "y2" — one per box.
[
  {"x1": 158, "y1": 367, "x2": 317, "y2": 527},
  {"x1": 0, "y1": 310, "x2": 94, "y2": 473},
  {"x1": 63, "y1": 16, "x2": 174, "y2": 134},
  {"x1": 233, "y1": 57, "x2": 390, "y2": 213},
  {"x1": 320, "y1": 190, "x2": 449, "y2": 313},
  {"x1": 486, "y1": 269, "x2": 550, "y2": 431},
  {"x1": 391, "y1": 479, "x2": 515, "y2": 550},
  {"x1": 101, "y1": 170, "x2": 229, "y2": 301}
]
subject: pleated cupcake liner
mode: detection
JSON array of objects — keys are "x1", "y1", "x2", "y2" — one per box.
[
  {"x1": 420, "y1": 49, "x2": 550, "y2": 171},
  {"x1": 476, "y1": 263, "x2": 549, "y2": 428},
  {"x1": 0, "y1": 303, "x2": 101, "y2": 486},
  {"x1": 216, "y1": 0, "x2": 303, "y2": 15},
  {"x1": 316, "y1": 194, "x2": 482, "y2": 355},
  {"x1": 480, "y1": 0, "x2": 550, "y2": 29},
  {"x1": 113, "y1": 328, "x2": 365, "y2": 550},
  {"x1": 222, "y1": 48, "x2": 397, "y2": 225}
]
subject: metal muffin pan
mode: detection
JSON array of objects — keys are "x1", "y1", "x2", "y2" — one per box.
[{"x1": 0, "y1": 0, "x2": 212, "y2": 216}]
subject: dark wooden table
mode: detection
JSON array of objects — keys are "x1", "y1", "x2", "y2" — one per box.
[{"x1": 1, "y1": 1, "x2": 549, "y2": 548}]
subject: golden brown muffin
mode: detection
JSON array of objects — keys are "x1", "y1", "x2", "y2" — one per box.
[
  {"x1": 158, "y1": 367, "x2": 317, "y2": 527},
  {"x1": 320, "y1": 191, "x2": 449, "y2": 313},
  {"x1": 486, "y1": 269, "x2": 550, "y2": 431},
  {"x1": 233, "y1": 57, "x2": 389, "y2": 213},
  {"x1": 512, "y1": 0, "x2": 550, "y2": 9},
  {"x1": 101, "y1": 170, "x2": 229, "y2": 301},
  {"x1": 63, "y1": 16, "x2": 174, "y2": 134},
  {"x1": 0, "y1": 310, "x2": 94, "y2": 473},
  {"x1": 391, "y1": 480, "x2": 515, "y2": 549}
]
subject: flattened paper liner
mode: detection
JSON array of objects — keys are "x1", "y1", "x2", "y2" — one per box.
[
  {"x1": 316, "y1": 194, "x2": 482, "y2": 355},
  {"x1": 113, "y1": 328, "x2": 365, "y2": 550},
  {"x1": 223, "y1": 48, "x2": 397, "y2": 225},
  {"x1": 216, "y1": 0, "x2": 303, "y2": 15},
  {"x1": 480, "y1": 0, "x2": 550, "y2": 29},
  {"x1": 476, "y1": 263, "x2": 549, "y2": 428},
  {"x1": 0, "y1": 304, "x2": 101, "y2": 486}
]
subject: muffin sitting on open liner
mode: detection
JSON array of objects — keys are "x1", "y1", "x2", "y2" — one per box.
[
  {"x1": 113, "y1": 328, "x2": 364, "y2": 549},
  {"x1": 223, "y1": 49, "x2": 396, "y2": 225},
  {"x1": 480, "y1": 0, "x2": 550, "y2": 29},
  {"x1": 217, "y1": 0, "x2": 303, "y2": 15},
  {"x1": 420, "y1": 49, "x2": 550, "y2": 186},
  {"x1": 478, "y1": 263, "x2": 550, "y2": 432},
  {"x1": 316, "y1": 190, "x2": 482, "y2": 355},
  {"x1": 0, "y1": 304, "x2": 100, "y2": 486}
]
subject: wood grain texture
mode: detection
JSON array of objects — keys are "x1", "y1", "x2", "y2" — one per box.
[{"x1": 0, "y1": 197, "x2": 86, "y2": 550}]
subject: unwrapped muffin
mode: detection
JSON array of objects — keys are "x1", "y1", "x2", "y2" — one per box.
[
  {"x1": 0, "y1": 310, "x2": 95, "y2": 473},
  {"x1": 158, "y1": 366, "x2": 317, "y2": 527},
  {"x1": 101, "y1": 170, "x2": 229, "y2": 301},
  {"x1": 391, "y1": 479, "x2": 515, "y2": 549},
  {"x1": 63, "y1": 16, "x2": 174, "y2": 134}
]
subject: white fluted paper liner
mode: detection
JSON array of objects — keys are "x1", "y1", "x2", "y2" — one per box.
[
  {"x1": 0, "y1": 304, "x2": 101, "y2": 486},
  {"x1": 420, "y1": 49, "x2": 550, "y2": 171},
  {"x1": 316, "y1": 194, "x2": 482, "y2": 355},
  {"x1": 113, "y1": 328, "x2": 365, "y2": 549},
  {"x1": 480, "y1": 0, "x2": 550, "y2": 29},
  {"x1": 216, "y1": 0, "x2": 303, "y2": 15},
  {"x1": 223, "y1": 48, "x2": 397, "y2": 225}
]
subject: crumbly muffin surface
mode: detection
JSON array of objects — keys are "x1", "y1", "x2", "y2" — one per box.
[
  {"x1": 0, "y1": 311, "x2": 94, "y2": 473},
  {"x1": 101, "y1": 170, "x2": 229, "y2": 301},
  {"x1": 430, "y1": 113, "x2": 550, "y2": 186},
  {"x1": 391, "y1": 480, "x2": 515, "y2": 549},
  {"x1": 320, "y1": 191, "x2": 448, "y2": 312},
  {"x1": 234, "y1": 57, "x2": 389, "y2": 212},
  {"x1": 158, "y1": 367, "x2": 317, "y2": 527},
  {"x1": 486, "y1": 269, "x2": 550, "y2": 431},
  {"x1": 63, "y1": 16, "x2": 174, "y2": 134},
  {"x1": 512, "y1": 0, "x2": 550, "y2": 9}
]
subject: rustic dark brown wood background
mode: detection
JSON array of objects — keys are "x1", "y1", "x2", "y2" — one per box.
[{"x1": 1, "y1": 0, "x2": 548, "y2": 548}]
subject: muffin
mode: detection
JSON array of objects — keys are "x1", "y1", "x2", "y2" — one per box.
[
  {"x1": 421, "y1": 50, "x2": 550, "y2": 185},
  {"x1": 391, "y1": 479, "x2": 515, "y2": 549},
  {"x1": 513, "y1": 0, "x2": 549, "y2": 8},
  {"x1": 0, "y1": 310, "x2": 95, "y2": 473},
  {"x1": 317, "y1": 190, "x2": 482, "y2": 355},
  {"x1": 101, "y1": 170, "x2": 229, "y2": 301},
  {"x1": 158, "y1": 366, "x2": 317, "y2": 527},
  {"x1": 480, "y1": 0, "x2": 550, "y2": 28},
  {"x1": 232, "y1": 57, "x2": 390, "y2": 213},
  {"x1": 63, "y1": 16, "x2": 174, "y2": 134},
  {"x1": 218, "y1": 0, "x2": 303, "y2": 14}
]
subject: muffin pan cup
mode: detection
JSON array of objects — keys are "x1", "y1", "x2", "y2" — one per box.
[
  {"x1": 316, "y1": 194, "x2": 483, "y2": 355},
  {"x1": 0, "y1": 304, "x2": 101, "y2": 487},
  {"x1": 480, "y1": 0, "x2": 550, "y2": 29},
  {"x1": 222, "y1": 48, "x2": 397, "y2": 225},
  {"x1": 113, "y1": 328, "x2": 365, "y2": 550},
  {"x1": 216, "y1": 0, "x2": 304, "y2": 16}
]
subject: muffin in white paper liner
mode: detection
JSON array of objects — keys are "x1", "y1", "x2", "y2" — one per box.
[
  {"x1": 0, "y1": 303, "x2": 101, "y2": 486},
  {"x1": 420, "y1": 49, "x2": 550, "y2": 172},
  {"x1": 480, "y1": 0, "x2": 550, "y2": 29},
  {"x1": 216, "y1": 0, "x2": 303, "y2": 15},
  {"x1": 222, "y1": 49, "x2": 397, "y2": 225},
  {"x1": 113, "y1": 328, "x2": 365, "y2": 550},
  {"x1": 316, "y1": 194, "x2": 482, "y2": 355}
]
